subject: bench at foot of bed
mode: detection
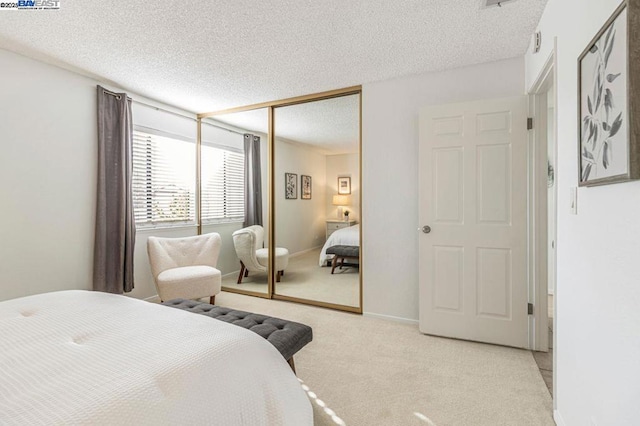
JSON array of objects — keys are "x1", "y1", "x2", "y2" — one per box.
[
  {"x1": 326, "y1": 245, "x2": 360, "y2": 274},
  {"x1": 162, "y1": 299, "x2": 312, "y2": 373}
]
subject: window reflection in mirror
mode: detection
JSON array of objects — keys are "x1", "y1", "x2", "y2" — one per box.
[{"x1": 202, "y1": 108, "x2": 270, "y2": 296}]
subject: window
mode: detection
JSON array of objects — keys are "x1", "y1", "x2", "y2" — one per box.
[
  {"x1": 201, "y1": 144, "x2": 245, "y2": 223},
  {"x1": 132, "y1": 130, "x2": 196, "y2": 227}
]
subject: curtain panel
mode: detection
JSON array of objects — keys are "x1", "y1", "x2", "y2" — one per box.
[
  {"x1": 243, "y1": 134, "x2": 262, "y2": 227},
  {"x1": 93, "y1": 86, "x2": 135, "y2": 294}
]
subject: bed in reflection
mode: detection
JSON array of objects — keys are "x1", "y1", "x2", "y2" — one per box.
[{"x1": 319, "y1": 224, "x2": 360, "y2": 267}]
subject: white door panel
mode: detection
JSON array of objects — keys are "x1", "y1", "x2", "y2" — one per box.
[{"x1": 419, "y1": 97, "x2": 529, "y2": 348}]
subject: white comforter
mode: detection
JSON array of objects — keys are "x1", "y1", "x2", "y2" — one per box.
[
  {"x1": 319, "y1": 224, "x2": 360, "y2": 266},
  {"x1": 0, "y1": 290, "x2": 312, "y2": 426}
]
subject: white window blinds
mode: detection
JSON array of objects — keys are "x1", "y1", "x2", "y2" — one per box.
[
  {"x1": 201, "y1": 145, "x2": 245, "y2": 223},
  {"x1": 132, "y1": 130, "x2": 196, "y2": 227}
]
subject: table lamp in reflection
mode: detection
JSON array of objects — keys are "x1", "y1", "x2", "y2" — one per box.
[{"x1": 332, "y1": 195, "x2": 350, "y2": 221}]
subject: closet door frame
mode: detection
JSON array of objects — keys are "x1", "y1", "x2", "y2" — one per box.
[{"x1": 197, "y1": 86, "x2": 363, "y2": 314}]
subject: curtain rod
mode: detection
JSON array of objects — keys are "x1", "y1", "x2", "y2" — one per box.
[
  {"x1": 102, "y1": 89, "x2": 245, "y2": 137},
  {"x1": 201, "y1": 118, "x2": 246, "y2": 136},
  {"x1": 134, "y1": 99, "x2": 246, "y2": 137},
  {"x1": 133, "y1": 99, "x2": 195, "y2": 122},
  {"x1": 102, "y1": 88, "x2": 130, "y2": 101}
]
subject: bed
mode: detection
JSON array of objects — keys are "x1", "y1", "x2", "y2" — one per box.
[
  {"x1": 0, "y1": 290, "x2": 312, "y2": 425},
  {"x1": 319, "y1": 224, "x2": 360, "y2": 266}
]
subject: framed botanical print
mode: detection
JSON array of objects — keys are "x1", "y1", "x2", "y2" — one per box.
[
  {"x1": 578, "y1": 0, "x2": 640, "y2": 186},
  {"x1": 301, "y1": 175, "x2": 312, "y2": 200},
  {"x1": 285, "y1": 173, "x2": 297, "y2": 199},
  {"x1": 338, "y1": 176, "x2": 351, "y2": 195}
]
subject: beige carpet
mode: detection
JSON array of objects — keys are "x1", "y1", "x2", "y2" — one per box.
[
  {"x1": 214, "y1": 291, "x2": 554, "y2": 426},
  {"x1": 532, "y1": 295, "x2": 554, "y2": 395},
  {"x1": 221, "y1": 248, "x2": 359, "y2": 308}
]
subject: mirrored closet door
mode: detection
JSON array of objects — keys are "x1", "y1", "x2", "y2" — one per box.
[
  {"x1": 273, "y1": 94, "x2": 361, "y2": 310},
  {"x1": 197, "y1": 87, "x2": 362, "y2": 312},
  {"x1": 200, "y1": 108, "x2": 271, "y2": 297}
]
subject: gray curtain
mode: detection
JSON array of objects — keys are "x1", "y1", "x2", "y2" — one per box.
[
  {"x1": 93, "y1": 86, "x2": 135, "y2": 294},
  {"x1": 243, "y1": 134, "x2": 263, "y2": 227}
]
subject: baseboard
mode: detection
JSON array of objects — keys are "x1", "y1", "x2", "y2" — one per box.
[
  {"x1": 363, "y1": 311, "x2": 419, "y2": 325},
  {"x1": 553, "y1": 410, "x2": 566, "y2": 426},
  {"x1": 221, "y1": 246, "x2": 322, "y2": 280},
  {"x1": 144, "y1": 294, "x2": 161, "y2": 303},
  {"x1": 289, "y1": 245, "x2": 324, "y2": 258},
  {"x1": 222, "y1": 271, "x2": 241, "y2": 279}
]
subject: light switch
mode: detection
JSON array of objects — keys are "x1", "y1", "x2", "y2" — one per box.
[{"x1": 570, "y1": 187, "x2": 578, "y2": 215}]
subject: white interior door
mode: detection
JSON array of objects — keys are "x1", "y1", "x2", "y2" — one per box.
[{"x1": 418, "y1": 96, "x2": 529, "y2": 348}]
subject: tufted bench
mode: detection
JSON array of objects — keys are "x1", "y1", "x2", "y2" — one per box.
[
  {"x1": 161, "y1": 299, "x2": 312, "y2": 373},
  {"x1": 326, "y1": 245, "x2": 360, "y2": 274}
]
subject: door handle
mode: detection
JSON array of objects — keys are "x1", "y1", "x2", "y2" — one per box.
[{"x1": 420, "y1": 225, "x2": 431, "y2": 234}]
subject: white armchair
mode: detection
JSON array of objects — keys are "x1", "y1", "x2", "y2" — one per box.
[
  {"x1": 147, "y1": 233, "x2": 222, "y2": 304},
  {"x1": 232, "y1": 225, "x2": 289, "y2": 284}
]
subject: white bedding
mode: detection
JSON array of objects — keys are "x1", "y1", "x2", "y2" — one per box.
[
  {"x1": 0, "y1": 290, "x2": 312, "y2": 426},
  {"x1": 319, "y1": 224, "x2": 360, "y2": 266}
]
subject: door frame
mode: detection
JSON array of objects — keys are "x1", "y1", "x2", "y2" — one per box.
[{"x1": 527, "y1": 40, "x2": 557, "y2": 360}]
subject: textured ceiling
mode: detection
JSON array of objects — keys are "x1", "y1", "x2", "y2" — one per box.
[
  {"x1": 210, "y1": 95, "x2": 359, "y2": 154},
  {"x1": 275, "y1": 95, "x2": 359, "y2": 154},
  {"x1": 0, "y1": 0, "x2": 546, "y2": 150}
]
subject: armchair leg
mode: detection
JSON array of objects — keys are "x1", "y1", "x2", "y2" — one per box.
[
  {"x1": 237, "y1": 262, "x2": 245, "y2": 284},
  {"x1": 209, "y1": 295, "x2": 215, "y2": 305},
  {"x1": 276, "y1": 271, "x2": 282, "y2": 282},
  {"x1": 244, "y1": 269, "x2": 249, "y2": 277},
  {"x1": 331, "y1": 257, "x2": 338, "y2": 274}
]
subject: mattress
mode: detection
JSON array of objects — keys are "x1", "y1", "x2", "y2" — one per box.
[
  {"x1": 0, "y1": 290, "x2": 312, "y2": 425},
  {"x1": 319, "y1": 224, "x2": 360, "y2": 266}
]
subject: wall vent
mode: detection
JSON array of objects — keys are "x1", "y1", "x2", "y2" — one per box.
[
  {"x1": 483, "y1": 0, "x2": 518, "y2": 8},
  {"x1": 533, "y1": 31, "x2": 542, "y2": 53}
]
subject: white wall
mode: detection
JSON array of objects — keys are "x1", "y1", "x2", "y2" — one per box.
[
  {"x1": 0, "y1": 48, "x2": 246, "y2": 302},
  {"x1": 0, "y1": 49, "x2": 97, "y2": 301},
  {"x1": 275, "y1": 139, "x2": 327, "y2": 254},
  {"x1": 362, "y1": 57, "x2": 525, "y2": 321},
  {"x1": 326, "y1": 153, "x2": 360, "y2": 222},
  {"x1": 526, "y1": 1, "x2": 640, "y2": 424}
]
